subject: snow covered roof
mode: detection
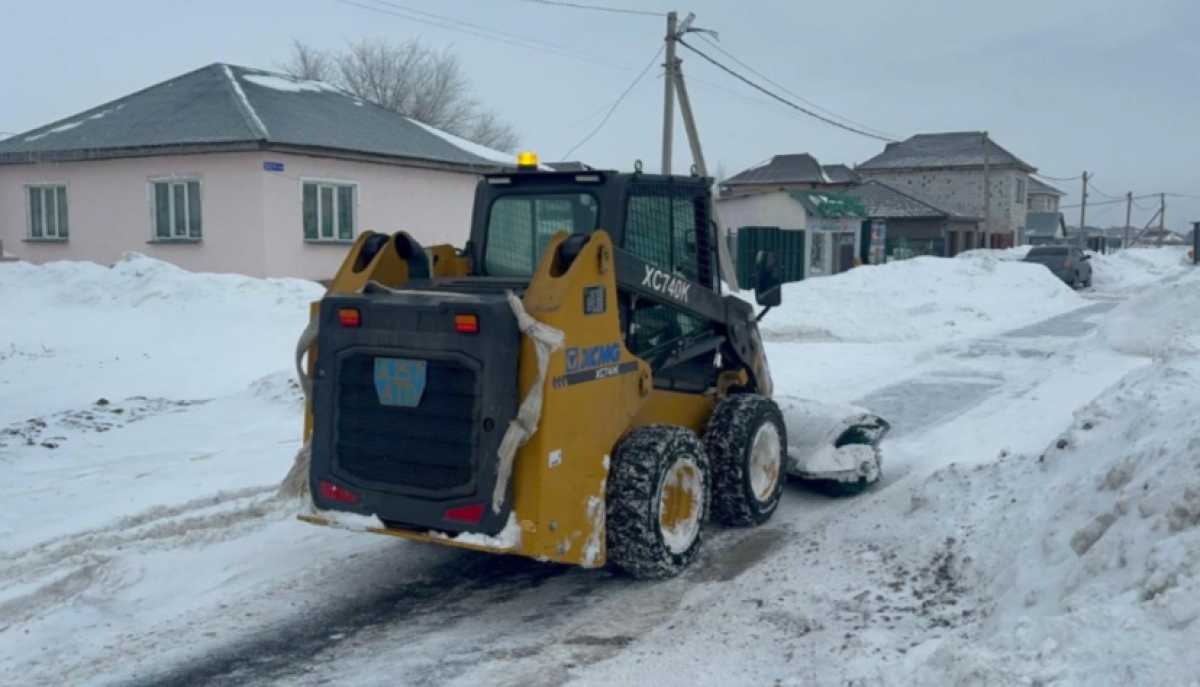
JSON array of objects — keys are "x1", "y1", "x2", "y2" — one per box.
[
  {"x1": 858, "y1": 131, "x2": 1036, "y2": 173},
  {"x1": 821, "y1": 164, "x2": 860, "y2": 184},
  {"x1": 724, "y1": 154, "x2": 833, "y2": 187},
  {"x1": 0, "y1": 63, "x2": 517, "y2": 170},
  {"x1": 841, "y1": 180, "x2": 980, "y2": 221}
]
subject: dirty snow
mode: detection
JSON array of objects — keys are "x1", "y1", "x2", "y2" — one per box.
[
  {"x1": 1, "y1": 248, "x2": 1197, "y2": 686},
  {"x1": 429, "y1": 512, "x2": 522, "y2": 550}
]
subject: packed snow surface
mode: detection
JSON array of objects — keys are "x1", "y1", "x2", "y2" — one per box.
[
  {"x1": 759, "y1": 254, "x2": 1083, "y2": 342},
  {"x1": 1, "y1": 249, "x2": 1196, "y2": 686}
]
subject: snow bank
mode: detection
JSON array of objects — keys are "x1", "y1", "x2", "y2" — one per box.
[
  {"x1": 759, "y1": 256, "x2": 1083, "y2": 343},
  {"x1": 1100, "y1": 266, "x2": 1200, "y2": 357},
  {"x1": 1089, "y1": 246, "x2": 1191, "y2": 293},
  {"x1": 955, "y1": 245, "x2": 1032, "y2": 262},
  {"x1": 0, "y1": 254, "x2": 322, "y2": 423},
  {"x1": 902, "y1": 356, "x2": 1200, "y2": 685}
]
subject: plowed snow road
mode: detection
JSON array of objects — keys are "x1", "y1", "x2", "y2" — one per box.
[{"x1": 91, "y1": 293, "x2": 1149, "y2": 687}]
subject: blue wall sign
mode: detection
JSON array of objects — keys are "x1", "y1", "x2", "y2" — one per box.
[{"x1": 263, "y1": 161, "x2": 285, "y2": 172}]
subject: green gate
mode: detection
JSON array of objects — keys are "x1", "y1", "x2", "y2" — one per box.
[{"x1": 736, "y1": 226, "x2": 806, "y2": 286}]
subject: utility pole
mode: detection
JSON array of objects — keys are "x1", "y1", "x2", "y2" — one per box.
[
  {"x1": 1158, "y1": 193, "x2": 1166, "y2": 247},
  {"x1": 1078, "y1": 171, "x2": 1088, "y2": 250},
  {"x1": 657, "y1": 11, "x2": 738, "y2": 288},
  {"x1": 982, "y1": 131, "x2": 991, "y2": 249},
  {"x1": 1124, "y1": 191, "x2": 1132, "y2": 250},
  {"x1": 660, "y1": 11, "x2": 677, "y2": 175}
]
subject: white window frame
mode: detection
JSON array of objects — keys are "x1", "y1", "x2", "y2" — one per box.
[
  {"x1": 301, "y1": 178, "x2": 358, "y2": 242},
  {"x1": 1015, "y1": 178, "x2": 1026, "y2": 205},
  {"x1": 148, "y1": 176, "x2": 202, "y2": 241},
  {"x1": 25, "y1": 183, "x2": 69, "y2": 240}
]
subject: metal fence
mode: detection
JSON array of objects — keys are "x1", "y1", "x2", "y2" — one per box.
[{"x1": 735, "y1": 226, "x2": 806, "y2": 286}]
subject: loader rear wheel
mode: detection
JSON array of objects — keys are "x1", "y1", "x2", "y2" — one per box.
[
  {"x1": 606, "y1": 425, "x2": 709, "y2": 579},
  {"x1": 705, "y1": 394, "x2": 786, "y2": 527}
]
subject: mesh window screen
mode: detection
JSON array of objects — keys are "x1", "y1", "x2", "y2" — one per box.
[
  {"x1": 484, "y1": 194, "x2": 598, "y2": 276},
  {"x1": 625, "y1": 195, "x2": 672, "y2": 269}
]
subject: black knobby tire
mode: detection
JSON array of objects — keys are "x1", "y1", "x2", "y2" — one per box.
[
  {"x1": 705, "y1": 394, "x2": 787, "y2": 527},
  {"x1": 606, "y1": 425, "x2": 710, "y2": 580}
]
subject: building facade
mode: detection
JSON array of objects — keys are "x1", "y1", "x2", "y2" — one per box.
[
  {"x1": 856, "y1": 132, "x2": 1037, "y2": 250},
  {"x1": 0, "y1": 63, "x2": 515, "y2": 279}
]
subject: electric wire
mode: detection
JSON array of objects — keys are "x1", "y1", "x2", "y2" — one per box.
[
  {"x1": 676, "y1": 37, "x2": 895, "y2": 142},
  {"x1": 1087, "y1": 179, "x2": 1122, "y2": 200},
  {"x1": 560, "y1": 45, "x2": 664, "y2": 160},
  {"x1": 693, "y1": 34, "x2": 899, "y2": 141},
  {"x1": 1032, "y1": 172, "x2": 1082, "y2": 182},
  {"x1": 337, "y1": 0, "x2": 631, "y2": 70},
  {"x1": 519, "y1": 0, "x2": 666, "y2": 17}
]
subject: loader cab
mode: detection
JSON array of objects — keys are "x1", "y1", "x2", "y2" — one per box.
[{"x1": 470, "y1": 169, "x2": 723, "y2": 391}]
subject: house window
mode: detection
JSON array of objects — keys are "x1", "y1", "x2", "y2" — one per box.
[
  {"x1": 152, "y1": 180, "x2": 202, "y2": 239},
  {"x1": 27, "y1": 185, "x2": 69, "y2": 240},
  {"x1": 303, "y1": 181, "x2": 356, "y2": 241},
  {"x1": 1015, "y1": 178, "x2": 1026, "y2": 205}
]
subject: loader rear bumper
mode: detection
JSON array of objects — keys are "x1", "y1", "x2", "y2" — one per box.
[{"x1": 297, "y1": 511, "x2": 524, "y2": 555}]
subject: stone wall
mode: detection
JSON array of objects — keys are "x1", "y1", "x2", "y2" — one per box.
[{"x1": 858, "y1": 167, "x2": 1030, "y2": 236}]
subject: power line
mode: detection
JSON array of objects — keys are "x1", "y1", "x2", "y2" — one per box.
[
  {"x1": 694, "y1": 33, "x2": 898, "y2": 141},
  {"x1": 561, "y1": 45, "x2": 664, "y2": 160},
  {"x1": 519, "y1": 0, "x2": 666, "y2": 17},
  {"x1": 337, "y1": 0, "x2": 630, "y2": 70},
  {"x1": 1032, "y1": 172, "x2": 1081, "y2": 182},
  {"x1": 676, "y1": 37, "x2": 896, "y2": 142},
  {"x1": 1087, "y1": 179, "x2": 1121, "y2": 200}
]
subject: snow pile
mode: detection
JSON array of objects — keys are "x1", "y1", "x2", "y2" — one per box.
[
  {"x1": 903, "y1": 357, "x2": 1200, "y2": 685},
  {"x1": 1100, "y1": 268, "x2": 1200, "y2": 357},
  {"x1": 0, "y1": 253, "x2": 322, "y2": 422},
  {"x1": 954, "y1": 245, "x2": 1032, "y2": 262},
  {"x1": 759, "y1": 256, "x2": 1082, "y2": 343},
  {"x1": 1088, "y1": 246, "x2": 1191, "y2": 293}
]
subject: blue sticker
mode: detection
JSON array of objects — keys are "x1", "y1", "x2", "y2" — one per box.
[
  {"x1": 373, "y1": 357, "x2": 427, "y2": 407},
  {"x1": 263, "y1": 161, "x2": 285, "y2": 172},
  {"x1": 565, "y1": 343, "x2": 621, "y2": 373}
]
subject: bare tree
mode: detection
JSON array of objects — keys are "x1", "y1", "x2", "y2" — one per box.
[
  {"x1": 280, "y1": 40, "x2": 332, "y2": 82},
  {"x1": 282, "y1": 38, "x2": 519, "y2": 152}
]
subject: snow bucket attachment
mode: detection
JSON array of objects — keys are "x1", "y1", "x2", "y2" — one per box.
[{"x1": 778, "y1": 396, "x2": 891, "y2": 496}]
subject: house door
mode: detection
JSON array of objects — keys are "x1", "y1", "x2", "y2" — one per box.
[{"x1": 837, "y1": 237, "x2": 855, "y2": 273}]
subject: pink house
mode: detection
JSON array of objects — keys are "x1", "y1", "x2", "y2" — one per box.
[{"x1": 0, "y1": 64, "x2": 519, "y2": 279}]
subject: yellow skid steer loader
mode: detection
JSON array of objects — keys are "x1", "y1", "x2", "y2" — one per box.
[{"x1": 289, "y1": 156, "x2": 888, "y2": 579}]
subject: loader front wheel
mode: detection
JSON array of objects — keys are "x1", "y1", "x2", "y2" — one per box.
[
  {"x1": 705, "y1": 394, "x2": 787, "y2": 527},
  {"x1": 607, "y1": 425, "x2": 709, "y2": 579}
]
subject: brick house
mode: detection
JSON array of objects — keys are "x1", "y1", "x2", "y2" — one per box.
[{"x1": 856, "y1": 132, "x2": 1037, "y2": 251}]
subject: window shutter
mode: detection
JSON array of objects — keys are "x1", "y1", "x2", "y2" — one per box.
[
  {"x1": 56, "y1": 187, "x2": 69, "y2": 238},
  {"x1": 337, "y1": 185, "x2": 354, "y2": 239},
  {"x1": 154, "y1": 183, "x2": 171, "y2": 238},
  {"x1": 187, "y1": 181, "x2": 202, "y2": 238},
  {"x1": 29, "y1": 187, "x2": 43, "y2": 238},
  {"x1": 302, "y1": 183, "x2": 318, "y2": 239}
]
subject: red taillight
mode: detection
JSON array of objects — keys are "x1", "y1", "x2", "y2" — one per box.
[
  {"x1": 443, "y1": 503, "x2": 485, "y2": 524},
  {"x1": 454, "y1": 313, "x2": 479, "y2": 334},
  {"x1": 319, "y1": 479, "x2": 360, "y2": 504},
  {"x1": 338, "y1": 307, "x2": 361, "y2": 328}
]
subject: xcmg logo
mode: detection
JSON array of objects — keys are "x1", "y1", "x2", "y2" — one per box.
[{"x1": 565, "y1": 342, "x2": 621, "y2": 373}]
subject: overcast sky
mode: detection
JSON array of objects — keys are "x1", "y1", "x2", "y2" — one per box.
[{"x1": 3, "y1": 0, "x2": 1197, "y2": 230}]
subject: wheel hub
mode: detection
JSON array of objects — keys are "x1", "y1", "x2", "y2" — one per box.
[
  {"x1": 658, "y1": 457, "x2": 702, "y2": 555},
  {"x1": 749, "y1": 423, "x2": 782, "y2": 502}
]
